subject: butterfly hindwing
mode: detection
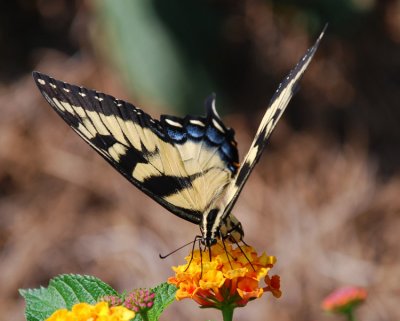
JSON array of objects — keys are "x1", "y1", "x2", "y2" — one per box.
[
  {"x1": 33, "y1": 72, "x2": 239, "y2": 224},
  {"x1": 220, "y1": 28, "x2": 326, "y2": 219}
]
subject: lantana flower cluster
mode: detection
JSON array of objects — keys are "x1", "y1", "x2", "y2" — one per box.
[
  {"x1": 124, "y1": 288, "x2": 156, "y2": 313},
  {"x1": 168, "y1": 240, "x2": 281, "y2": 309},
  {"x1": 45, "y1": 302, "x2": 134, "y2": 321}
]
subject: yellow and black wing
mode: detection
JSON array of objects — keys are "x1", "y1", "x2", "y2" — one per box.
[
  {"x1": 220, "y1": 27, "x2": 326, "y2": 219},
  {"x1": 33, "y1": 72, "x2": 239, "y2": 224}
]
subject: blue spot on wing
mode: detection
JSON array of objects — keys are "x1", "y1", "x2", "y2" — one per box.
[
  {"x1": 166, "y1": 127, "x2": 186, "y2": 142},
  {"x1": 159, "y1": 96, "x2": 239, "y2": 175},
  {"x1": 221, "y1": 141, "x2": 237, "y2": 160},
  {"x1": 186, "y1": 124, "x2": 205, "y2": 139},
  {"x1": 206, "y1": 126, "x2": 225, "y2": 145}
]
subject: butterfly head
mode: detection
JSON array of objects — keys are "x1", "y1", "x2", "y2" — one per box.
[{"x1": 202, "y1": 236, "x2": 218, "y2": 248}]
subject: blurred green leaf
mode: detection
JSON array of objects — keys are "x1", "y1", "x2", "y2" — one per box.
[{"x1": 94, "y1": 0, "x2": 216, "y2": 113}]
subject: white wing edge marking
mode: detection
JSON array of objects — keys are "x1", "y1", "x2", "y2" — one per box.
[
  {"x1": 212, "y1": 119, "x2": 225, "y2": 133},
  {"x1": 190, "y1": 119, "x2": 205, "y2": 127},
  {"x1": 211, "y1": 98, "x2": 220, "y2": 118},
  {"x1": 165, "y1": 118, "x2": 183, "y2": 128}
]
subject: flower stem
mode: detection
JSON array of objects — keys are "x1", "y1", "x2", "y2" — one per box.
[
  {"x1": 221, "y1": 305, "x2": 234, "y2": 321},
  {"x1": 140, "y1": 312, "x2": 150, "y2": 321},
  {"x1": 346, "y1": 309, "x2": 356, "y2": 321}
]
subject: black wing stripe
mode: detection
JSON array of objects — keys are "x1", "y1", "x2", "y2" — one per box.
[
  {"x1": 58, "y1": 80, "x2": 125, "y2": 164},
  {"x1": 51, "y1": 76, "x2": 145, "y2": 181},
  {"x1": 220, "y1": 27, "x2": 326, "y2": 219},
  {"x1": 33, "y1": 72, "x2": 204, "y2": 224}
]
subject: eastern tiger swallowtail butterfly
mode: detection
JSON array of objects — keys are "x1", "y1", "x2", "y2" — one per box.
[{"x1": 33, "y1": 28, "x2": 324, "y2": 249}]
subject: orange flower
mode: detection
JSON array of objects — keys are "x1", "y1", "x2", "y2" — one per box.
[
  {"x1": 322, "y1": 286, "x2": 367, "y2": 314},
  {"x1": 264, "y1": 275, "x2": 282, "y2": 298},
  {"x1": 45, "y1": 302, "x2": 135, "y2": 321},
  {"x1": 168, "y1": 240, "x2": 281, "y2": 309}
]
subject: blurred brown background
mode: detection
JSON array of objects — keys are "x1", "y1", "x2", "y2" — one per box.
[{"x1": 1, "y1": 0, "x2": 400, "y2": 320}]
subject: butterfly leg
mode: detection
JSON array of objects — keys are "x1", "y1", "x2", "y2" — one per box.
[
  {"x1": 220, "y1": 233, "x2": 234, "y2": 269},
  {"x1": 199, "y1": 238, "x2": 203, "y2": 279},
  {"x1": 230, "y1": 234, "x2": 256, "y2": 272}
]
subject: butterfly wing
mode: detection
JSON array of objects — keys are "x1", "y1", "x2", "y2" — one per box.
[
  {"x1": 33, "y1": 72, "x2": 239, "y2": 224},
  {"x1": 220, "y1": 27, "x2": 326, "y2": 219}
]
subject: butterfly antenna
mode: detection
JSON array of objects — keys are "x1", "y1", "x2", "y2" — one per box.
[
  {"x1": 159, "y1": 237, "x2": 199, "y2": 259},
  {"x1": 184, "y1": 236, "x2": 201, "y2": 272}
]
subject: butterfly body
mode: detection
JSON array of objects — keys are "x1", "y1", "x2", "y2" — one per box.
[{"x1": 33, "y1": 28, "x2": 325, "y2": 249}]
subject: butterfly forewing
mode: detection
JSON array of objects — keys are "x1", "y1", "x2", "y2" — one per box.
[
  {"x1": 220, "y1": 28, "x2": 326, "y2": 219},
  {"x1": 33, "y1": 72, "x2": 239, "y2": 224}
]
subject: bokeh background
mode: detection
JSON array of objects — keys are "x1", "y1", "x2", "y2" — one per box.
[{"x1": 1, "y1": 0, "x2": 400, "y2": 320}]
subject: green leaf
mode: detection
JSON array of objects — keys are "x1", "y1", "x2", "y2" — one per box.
[
  {"x1": 19, "y1": 287, "x2": 65, "y2": 321},
  {"x1": 134, "y1": 283, "x2": 177, "y2": 321},
  {"x1": 20, "y1": 274, "x2": 118, "y2": 321},
  {"x1": 49, "y1": 274, "x2": 118, "y2": 307}
]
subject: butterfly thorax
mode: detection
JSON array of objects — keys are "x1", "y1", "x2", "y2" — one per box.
[{"x1": 200, "y1": 208, "x2": 244, "y2": 247}]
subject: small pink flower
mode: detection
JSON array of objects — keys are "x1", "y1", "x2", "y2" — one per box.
[
  {"x1": 99, "y1": 295, "x2": 123, "y2": 307},
  {"x1": 322, "y1": 286, "x2": 367, "y2": 313},
  {"x1": 124, "y1": 288, "x2": 155, "y2": 313}
]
